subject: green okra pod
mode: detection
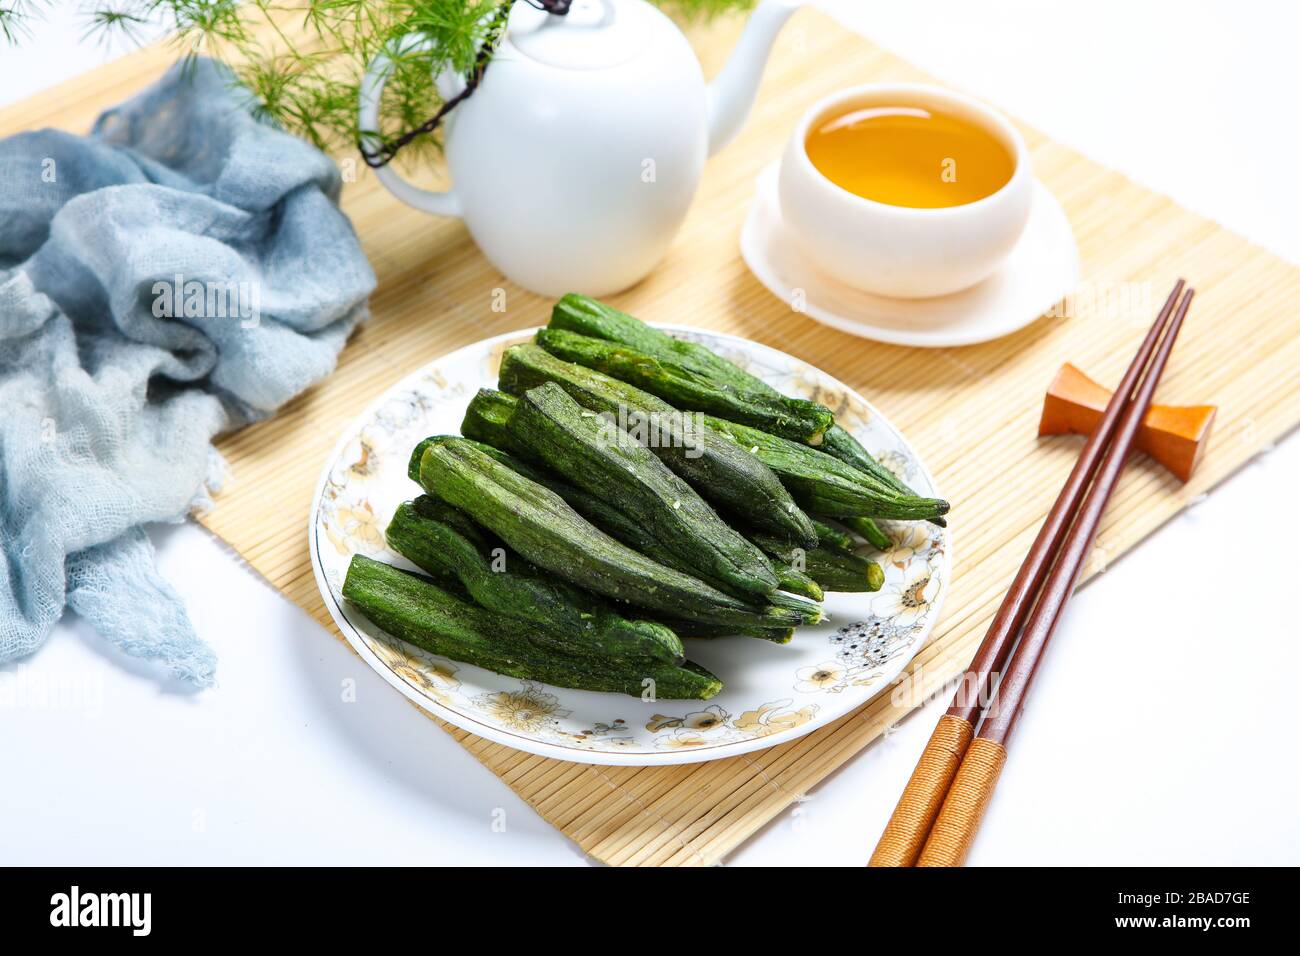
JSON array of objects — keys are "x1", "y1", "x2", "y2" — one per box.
[{"x1": 343, "y1": 555, "x2": 721, "y2": 700}]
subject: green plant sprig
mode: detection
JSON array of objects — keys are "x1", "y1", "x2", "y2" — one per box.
[{"x1": 6, "y1": 0, "x2": 757, "y2": 160}]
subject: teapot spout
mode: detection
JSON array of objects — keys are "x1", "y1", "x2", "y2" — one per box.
[{"x1": 706, "y1": 0, "x2": 802, "y2": 156}]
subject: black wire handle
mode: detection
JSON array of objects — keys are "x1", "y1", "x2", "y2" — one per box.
[{"x1": 360, "y1": 0, "x2": 573, "y2": 168}]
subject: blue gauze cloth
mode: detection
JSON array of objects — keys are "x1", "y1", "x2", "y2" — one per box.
[{"x1": 0, "y1": 58, "x2": 375, "y2": 686}]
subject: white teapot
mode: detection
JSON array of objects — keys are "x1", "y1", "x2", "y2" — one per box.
[{"x1": 359, "y1": 0, "x2": 801, "y2": 296}]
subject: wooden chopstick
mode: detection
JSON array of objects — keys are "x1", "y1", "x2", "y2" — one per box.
[
  {"x1": 913, "y1": 285, "x2": 1194, "y2": 865},
  {"x1": 868, "y1": 280, "x2": 1190, "y2": 868}
]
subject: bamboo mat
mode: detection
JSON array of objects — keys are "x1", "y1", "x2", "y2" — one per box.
[{"x1": 5, "y1": 9, "x2": 1298, "y2": 867}]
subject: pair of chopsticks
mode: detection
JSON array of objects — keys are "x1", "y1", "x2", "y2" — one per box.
[{"x1": 869, "y1": 279, "x2": 1195, "y2": 867}]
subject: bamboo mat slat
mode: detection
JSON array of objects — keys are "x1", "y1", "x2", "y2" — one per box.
[{"x1": 5, "y1": 9, "x2": 1297, "y2": 867}]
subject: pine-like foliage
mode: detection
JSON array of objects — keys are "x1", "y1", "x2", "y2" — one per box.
[{"x1": 2, "y1": 1, "x2": 757, "y2": 158}]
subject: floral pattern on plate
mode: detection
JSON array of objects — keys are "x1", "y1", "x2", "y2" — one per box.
[{"x1": 308, "y1": 326, "x2": 950, "y2": 765}]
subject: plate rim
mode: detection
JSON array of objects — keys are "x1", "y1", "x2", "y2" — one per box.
[{"x1": 307, "y1": 324, "x2": 952, "y2": 766}]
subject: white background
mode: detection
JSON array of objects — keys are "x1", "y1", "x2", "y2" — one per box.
[{"x1": 2, "y1": 0, "x2": 1297, "y2": 866}]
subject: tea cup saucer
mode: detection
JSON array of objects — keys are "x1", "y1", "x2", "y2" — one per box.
[{"x1": 740, "y1": 164, "x2": 1079, "y2": 348}]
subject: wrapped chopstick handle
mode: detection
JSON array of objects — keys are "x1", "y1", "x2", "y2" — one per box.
[
  {"x1": 916, "y1": 737, "x2": 1008, "y2": 866},
  {"x1": 868, "y1": 714, "x2": 974, "y2": 866}
]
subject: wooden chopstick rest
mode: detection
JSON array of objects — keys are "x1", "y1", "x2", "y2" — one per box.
[{"x1": 1039, "y1": 363, "x2": 1215, "y2": 482}]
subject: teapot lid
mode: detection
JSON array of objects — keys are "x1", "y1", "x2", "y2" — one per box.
[{"x1": 507, "y1": 0, "x2": 658, "y2": 70}]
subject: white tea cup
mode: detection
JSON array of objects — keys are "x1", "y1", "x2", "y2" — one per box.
[{"x1": 778, "y1": 83, "x2": 1033, "y2": 299}]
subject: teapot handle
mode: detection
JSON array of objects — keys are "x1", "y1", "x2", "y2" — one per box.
[{"x1": 358, "y1": 34, "x2": 463, "y2": 218}]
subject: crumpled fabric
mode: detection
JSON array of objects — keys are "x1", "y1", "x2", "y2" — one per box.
[{"x1": 0, "y1": 58, "x2": 375, "y2": 686}]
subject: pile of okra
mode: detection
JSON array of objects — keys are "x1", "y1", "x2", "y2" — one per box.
[{"x1": 343, "y1": 295, "x2": 949, "y2": 700}]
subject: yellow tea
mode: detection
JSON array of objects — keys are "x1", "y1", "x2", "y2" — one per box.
[{"x1": 805, "y1": 106, "x2": 1015, "y2": 209}]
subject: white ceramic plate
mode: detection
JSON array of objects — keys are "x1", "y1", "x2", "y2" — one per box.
[
  {"x1": 741, "y1": 164, "x2": 1080, "y2": 348},
  {"x1": 308, "y1": 326, "x2": 950, "y2": 765}
]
